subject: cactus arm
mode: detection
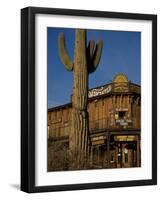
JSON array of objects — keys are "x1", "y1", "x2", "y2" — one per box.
[
  {"x1": 88, "y1": 40, "x2": 103, "y2": 73},
  {"x1": 87, "y1": 40, "x2": 94, "y2": 72},
  {"x1": 93, "y1": 40, "x2": 103, "y2": 68},
  {"x1": 87, "y1": 40, "x2": 95, "y2": 58},
  {"x1": 58, "y1": 33, "x2": 73, "y2": 71}
]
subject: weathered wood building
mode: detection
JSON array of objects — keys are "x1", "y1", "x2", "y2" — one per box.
[{"x1": 48, "y1": 74, "x2": 141, "y2": 170}]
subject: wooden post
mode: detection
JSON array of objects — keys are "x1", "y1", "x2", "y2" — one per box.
[
  {"x1": 90, "y1": 146, "x2": 93, "y2": 166},
  {"x1": 97, "y1": 146, "x2": 100, "y2": 165},
  {"x1": 137, "y1": 135, "x2": 140, "y2": 167},
  {"x1": 106, "y1": 132, "x2": 110, "y2": 168}
]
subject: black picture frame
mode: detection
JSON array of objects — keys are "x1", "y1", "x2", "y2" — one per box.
[{"x1": 21, "y1": 6, "x2": 157, "y2": 193}]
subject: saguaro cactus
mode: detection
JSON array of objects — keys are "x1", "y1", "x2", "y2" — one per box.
[{"x1": 58, "y1": 29, "x2": 103, "y2": 168}]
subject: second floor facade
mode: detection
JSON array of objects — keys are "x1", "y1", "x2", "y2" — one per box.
[{"x1": 48, "y1": 74, "x2": 141, "y2": 139}]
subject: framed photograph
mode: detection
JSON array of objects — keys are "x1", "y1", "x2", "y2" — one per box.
[{"x1": 21, "y1": 7, "x2": 157, "y2": 193}]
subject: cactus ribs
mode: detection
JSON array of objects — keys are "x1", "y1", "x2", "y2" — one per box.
[{"x1": 58, "y1": 29, "x2": 103, "y2": 169}]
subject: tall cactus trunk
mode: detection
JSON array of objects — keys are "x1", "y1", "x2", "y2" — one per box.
[
  {"x1": 70, "y1": 30, "x2": 89, "y2": 168},
  {"x1": 58, "y1": 28, "x2": 103, "y2": 169}
]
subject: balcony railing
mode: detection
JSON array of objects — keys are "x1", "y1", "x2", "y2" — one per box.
[{"x1": 48, "y1": 117, "x2": 135, "y2": 138}]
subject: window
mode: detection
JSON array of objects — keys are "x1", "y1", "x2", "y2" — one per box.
[{"x1": 119, "y1": 111, "x2": 126, "y2": 118}]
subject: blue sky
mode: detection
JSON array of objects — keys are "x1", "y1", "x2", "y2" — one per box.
[{"x1": 47, "y1": 27, "x2": 141, "y2": 108}]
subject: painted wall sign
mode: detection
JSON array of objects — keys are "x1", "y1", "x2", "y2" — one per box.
[
  {"x1": 115, "y1": 119, "x2": 132, "y2": 126},
  {"x1": 116, "y1": 108, "x2": 128, "y2": 111},
  {"x1": 114, "y1": 135, "x2": 137, "y2": 142},
  {"x1": 88, "y1": 85, "x2": 112, "y2": 98}
]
